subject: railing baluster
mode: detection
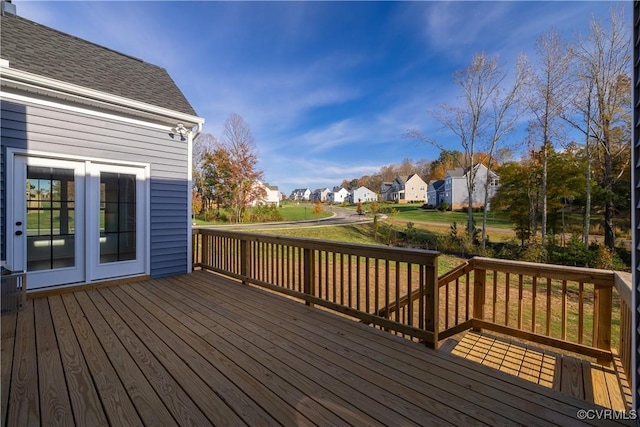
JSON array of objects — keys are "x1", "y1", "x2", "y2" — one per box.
[
  {"x1": 395, "y1": 262, "x2": 401, "y2": 324},
  {"x1": 505, "y1": 272, "x2": 510, "y2": 326},
  {"x1": 492, "y1": 271, "x2": 497, "y2": 323},
  {"x1": 561, "y1": 280, "x2": 567, "y2": 340},
  {"x1": 375, "y1": 259, "x2": 379, "y2": 315},
  {"x1": 455, "y1": 278, "x2": 459, "y2": 325},
  {"x1": 546, "y1": 278, "x2": 552, "y2": 336},
  {"x1": 332, "y1": 252, "x2": 337, "y2": 304},
  {"x1": 348, "y1": 254, "x2": 353, "y2": 309},
  {"x1": 578, "y1": 281, "x2": 584, "y2": 344},
  {"x1": 356, "y1": 256, "x2": 361, "y2": 311},
  {"x1": 385, "y1": 260, "x2": 390, "y2": 319},
  {"x1": 531, "y1": 276, "x2": 537, "y2": 333},
  {"x1": 407, "y1": 263, "x2": 413, "y2": 328},
  {"x1": 465, "y1": 272, "x2": 470, "y2": 321},
  {"x1": 444, "y1": 280, "x2": 449, "y2": 330},
  {"x1": 518, "y1": 274, "x2": 523, "y2": 330},
  {"x1": 365, "y1": 258, "x2": 370, "y2": 313}
]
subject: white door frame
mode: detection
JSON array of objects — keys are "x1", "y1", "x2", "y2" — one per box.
[
  {"x1": 9, "y1": 154, "x2": 86, "y2": 288},
  {"x1": 6, "y1": 148, "x2": 150, "y2": 289},
  {"x1": 87, "y1": 162, "x2": 147, "y2": 281}
]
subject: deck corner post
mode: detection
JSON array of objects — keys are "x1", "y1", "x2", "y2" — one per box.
[
  {"x1": 303, "y1": 248, "x2": 315, "y2": 307},
  {"x1": 240, "y1": 238, "x2": 250, "y2": 285},
  {"x1": 425, "y1": 259, "x2": 439, "y2": 349},
  {"x1": 201, "y1": 231, "x2": 210, "y2": 268},
  {"x1": 472, "y1": 268, "x2": 486, "y2": 332},
  {"x1": 593, "y1": 283, "x2": 613, "y2": 356}
]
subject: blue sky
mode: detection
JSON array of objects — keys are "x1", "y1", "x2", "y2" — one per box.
[{"x1": 15, "y1": 1, "x2": 627, "y2": 195}]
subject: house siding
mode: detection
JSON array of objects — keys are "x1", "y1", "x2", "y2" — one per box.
[{"x1": 1, "y1": 98, "x2": 189, "y2": 277}]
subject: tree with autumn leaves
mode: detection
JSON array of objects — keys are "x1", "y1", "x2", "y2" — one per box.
[{"x1": 193, "y1": 114, "x2": 265, "y2": 223}]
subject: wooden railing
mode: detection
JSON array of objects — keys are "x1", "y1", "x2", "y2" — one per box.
[
  {"x1": 192, "y1": 228, "x2": 441, "y2": 346},
  {"x1": 434, "y1": 257, "x2": 628, "y2": 365},
  {"x1": 192, "y1": 229, "x2": 631, "y2": 386}
]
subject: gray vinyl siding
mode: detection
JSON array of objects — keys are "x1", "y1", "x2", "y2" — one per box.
[{"x1": 1, "y1": 98, "x2": 190, "y2": 278}]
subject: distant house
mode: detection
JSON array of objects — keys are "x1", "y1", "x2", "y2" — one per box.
[
  {"x1": 443, "y1": 164, "x2": 499, "y2": 210},
  {"x1": 310, "y1": 188, "x2": 331, "y2": 202},
  {"x1": 1, "y1": 10, "x2": 204, "y2": 289},
  {"x1": 381, "y1": 174, "x2": 427, "y2": 203},
  {"x1": 427, "y1": 180, "x2": 446, "y2": 207},
  {"x1": 381, "y1": 182, "x2": 394, "y2": 201},
  {"x1": 329, "y1": 187, "x2": 350, "y2": 204},
  {"x1": 252, "y1": 182, "x2": 280, "y2": 207},
  {"x1": 290, "y1": 188, "x2": 311, "y2": 201},
  {"x1": 351, "y1": 186, "x2": 377, "y2": 203}
]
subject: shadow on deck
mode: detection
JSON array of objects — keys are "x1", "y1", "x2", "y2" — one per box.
[
  {"x1": 443, "y1": 331, "x2": 631, "y2": 411},
  {"x1": 1, "y1": 270, "x2": 634, "y2": 426}
]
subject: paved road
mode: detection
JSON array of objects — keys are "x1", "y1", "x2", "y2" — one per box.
[{"x1": 197, "y1": 206, "x2": 370, "y2": 230}]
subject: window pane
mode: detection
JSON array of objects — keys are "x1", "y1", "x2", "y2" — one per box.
[
  {"x1": 99, "y1": 172, "x2": 136, "y2": 263},
  {"x1": 26, "y1": 166, "x2": 75, "y2": 271}
]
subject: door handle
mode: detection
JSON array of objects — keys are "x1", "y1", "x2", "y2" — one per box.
[{"x1": 15, "y1": 231, "x2": 22, "y2": 236}]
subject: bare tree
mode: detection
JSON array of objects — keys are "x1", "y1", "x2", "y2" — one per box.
[
  {"x1": 562, "y1": 62, "x2": 595, "y2": 245},
  {"x1": 192, "y1": 133, "x2": 219, "y2": 213},
  {"x1": 479, "y1": 54, "x2": 527, "y2": 249},
  {"x1": 222, "y1": 113, "x2": 265, "y2": 223},
  {"x1": 526, "y1": 29, "x2": 574, "y2": 247},
  {"x1": 573, "y1": 7, "x2": 631, "y2": 249},
  {"x1": 406, "y1": 52, "x2": 524, "y2": 245}
]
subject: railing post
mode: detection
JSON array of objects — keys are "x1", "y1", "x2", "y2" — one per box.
[
  {"x1": 191, "y1": 231, "x2": 197, "y2": 271},
  {"x1": 425, "y1": 261, "x2": 439, "y2": 349},
  {"x1": 240, "y1": 238, "x2": 250, "y2": 285},
  {"x1": 593, "y1": 284, "x2": 613, "y2": 359},
  {"x1": 202, "y1": 232, "x2": 210, "y2": 268},
  {"x1": 303, "y1": 248, "x2": 315, "y2": 307},
  {"x1": 473, "y1": 268, "x2": 486, "y2": 332}
]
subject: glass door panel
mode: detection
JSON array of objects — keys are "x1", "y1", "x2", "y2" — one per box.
[
  {"x1": 26, "y1": 166, "x2": 76, "y2": 271},
  {"x1": 100, "y1": 172, "x2": 137, "y2": 263},
  {"x1": 89, "y1": 163, "x2": 145, "y2": 280},
  {"x1": 11, "y1": 156, "x2": 85, "y2": 289}
]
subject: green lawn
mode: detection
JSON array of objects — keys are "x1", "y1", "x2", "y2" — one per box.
[
  {"x1": 278, "y1": 204, "x2": 333, "y2": 221},
  {"x1": 250, "y1": 222, "x2": 467, "y2": 275},
  {"x1": 194, "y1": 204, "x2": 332, "y2": 225},
  {"x1": 381, "y1": 205, "x2": 513, "y2": 228}
]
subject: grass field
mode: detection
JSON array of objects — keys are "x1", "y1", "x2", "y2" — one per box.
[
  {"x1": 381, "y1": 205, "x2": 513, "y2": 228},
  {"x1": 194, "y1": 204, "x2": 332, "y2": 225}
]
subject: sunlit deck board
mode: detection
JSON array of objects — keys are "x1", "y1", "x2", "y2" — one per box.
[
  {"x1": 449, "y1": 331, "x2": 628, "y2": 411},
  {"x1": 1, "y1": 270, "x2": 633, "y2": 426}
]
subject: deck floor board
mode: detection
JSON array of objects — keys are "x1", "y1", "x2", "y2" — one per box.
[
  {"x1": 449, "y1": 330, "x2": 628, "y2": 412},
  {"x1": 1, "y1": 270, "x2": 634, "y2": 426}
]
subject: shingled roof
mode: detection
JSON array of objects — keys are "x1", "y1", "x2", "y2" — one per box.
[{"x1": 0, "y1": 13, "x2": 197, "y2": 116}]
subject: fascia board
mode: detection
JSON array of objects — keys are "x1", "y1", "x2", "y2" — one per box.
[{"x1": 0, "y1": 65, "x2": 204, "y2": 128}]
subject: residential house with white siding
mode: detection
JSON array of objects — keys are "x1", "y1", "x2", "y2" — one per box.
[
  {"x1": 290, "y1": 188, "x2": 311, "y2": 201},
  {"x1": 381, "y1": 175, "x2": 427, "y2": 203},
  {"x1": 252, "y1": 182, "x2": 280, "y2": 207},
  {"x1": 351, "y1": 186, "x2": 377, "y2": 203},
  {"x1": 329, "y1": 187, "x2": 349, "y2": 204}
]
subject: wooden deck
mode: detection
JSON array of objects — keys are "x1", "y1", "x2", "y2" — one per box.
[
  {"x1": 1, "y1": 270, "x2": 634, "y2": 426},
  {"x1": 446, "y1": 332, "x2": 631, "y2": 411}
]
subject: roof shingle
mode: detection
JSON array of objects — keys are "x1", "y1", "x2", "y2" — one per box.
[{"x1": 0, "y1": 14, "x2": 197, "y2": 116}]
